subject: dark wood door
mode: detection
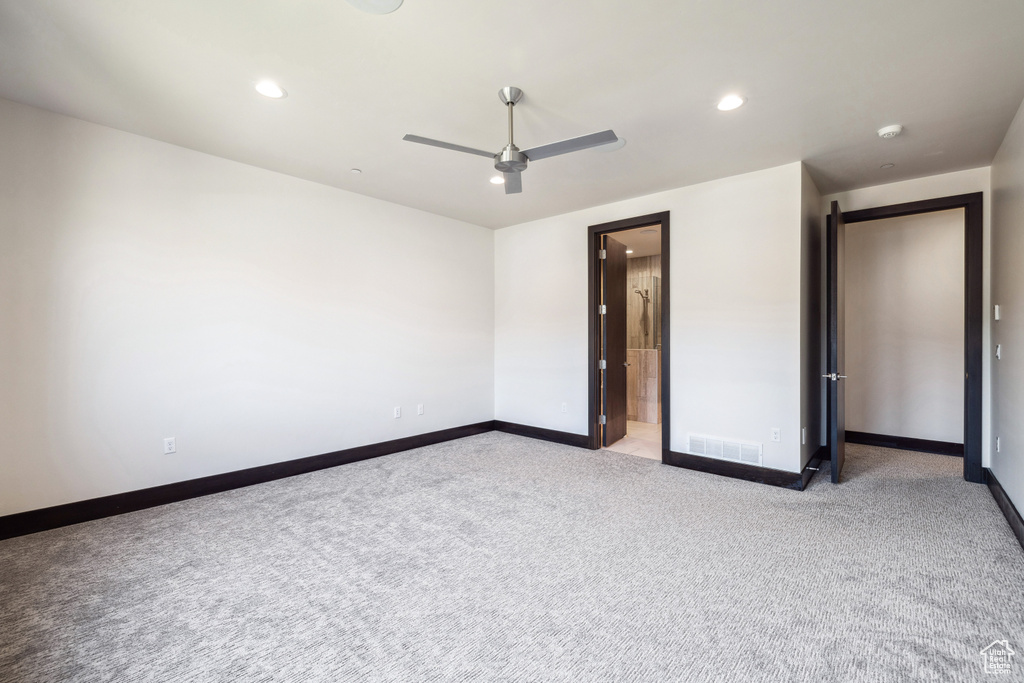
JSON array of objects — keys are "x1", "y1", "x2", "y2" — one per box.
[
  {"x1": 827, "y1": 200, "x2": 847, "y2": 483},
  {"x1": 602, "y1": 235, "x2": 628, "y2": 446}
]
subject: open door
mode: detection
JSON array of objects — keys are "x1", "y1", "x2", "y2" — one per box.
[
  {"x1": 826, "y1": 200, "x2": 847, "y2": 483},
  {"x1": 602, "y1": 235, "x2": 628, "y2": 446}
]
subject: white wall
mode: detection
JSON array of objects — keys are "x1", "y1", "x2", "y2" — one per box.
[
  {"x1": 496, "y1": 163, "x2": 806, "y2": 473},
  {"x1": 0, "y1": 98, "x2": 495, "y2": 516},
  {"x1": 844, "y1": 210, "x2": 964, "y2": 442},
  {"x1": 800, "y1": 166, "x2": 823, "y2": 467},
  {"x1": 823, "y1": 166, "x2": 992, "y2": 464},
  {"x1": 991, "y1": 96, "x2": 1024, "y2": 513}
]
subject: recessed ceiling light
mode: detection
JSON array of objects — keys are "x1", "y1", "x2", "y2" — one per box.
[
  {"x1": 592, "y1": 137, "x2": 627, "y2": 153},
  {"x1": 255, "y1": 80, "x2": 286, "y2": 99},
  {"x1": 625, "y1": 249, "x2": 634, "y2": 254},
  {"x1": 345, "y1": 0, "x2": 403, "y2": 14},
  {"x1": 880, "y1": 163, "x2": 895, "y2": 169},
  {"x1": 350, "y1": 168, "x2": 363, "y2": 174},
  {"x1": 717, "y1": 94, "x2": 745, "y2": 111},
  {"x1": 490, "y1": 176, "x2": 505, "y2": 185}
]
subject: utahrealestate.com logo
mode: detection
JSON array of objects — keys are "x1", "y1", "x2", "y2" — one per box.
[{"x1": 981, "y1": 640, "x2": 1015, "y2": 675}]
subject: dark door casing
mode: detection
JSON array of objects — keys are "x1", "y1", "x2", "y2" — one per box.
[
  {"x1": 588, "y1": 211, "x2": 670, "y2": 456},
  {"x1": 839, "y1": 193, "x2": 983, "y2": 483}
]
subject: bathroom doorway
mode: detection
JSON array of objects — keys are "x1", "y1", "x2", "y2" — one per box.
[{"x1": 588, "y1": 212, "x2": 670, "y2": 461}]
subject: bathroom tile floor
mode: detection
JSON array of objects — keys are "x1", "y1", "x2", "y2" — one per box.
[{"x1": 604, "y1": 420, "x2": 662, "y2": 461}]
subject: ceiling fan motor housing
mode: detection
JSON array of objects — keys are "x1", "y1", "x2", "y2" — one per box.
[{"x1": 495, "y1": 146, "x2": 528, "y2": 173}]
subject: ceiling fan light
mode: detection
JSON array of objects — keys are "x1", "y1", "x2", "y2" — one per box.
[{"x1": 345, "y1": 0, "x2": 403, "y2": 14}]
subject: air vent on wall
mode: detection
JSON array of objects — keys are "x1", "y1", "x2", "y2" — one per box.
[
  {"x1": 688, "y1": 433, "x2": 763, "y2": 466},
  {"x1": 740, "y1": 444, "x2": 761, "y2": 464}
]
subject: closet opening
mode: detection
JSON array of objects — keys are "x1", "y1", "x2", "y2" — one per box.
[{"x1": 825, "y1": 193, "x2": 983, "y2": 483}]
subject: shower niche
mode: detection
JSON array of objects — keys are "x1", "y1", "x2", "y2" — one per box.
[{"x1": 626, "y1": 255, "x2": 662, "y2": 424}]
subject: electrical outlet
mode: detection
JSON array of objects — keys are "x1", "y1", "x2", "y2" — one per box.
[
  {"x1": 996, "y1": 437, "x2": 1001, "y2": 453},
  {"x1": 801, "y1": 428, "x2": 806, "y2": 445},
  {"x1": 561, "y1": 402, "x2": 567, "y2": 413},
  {"x1": 996, "y1": 344, "x2": 1002, "y2": 360},
  {"x1": 393, "y1": 406, "x2": 401, "y2": 418},
  {"x1": 417, "y1": 403, "x2": 424, "y2": 415},
  {"x1": 163, "y1": 437, "x2": 176, "y2": 454},
  {"x1": 994, "y1": 304, "x2": 1001, "y2": 321},
  {"x1": 770, "y1": 428, "x2": 781, "y2": 443}
]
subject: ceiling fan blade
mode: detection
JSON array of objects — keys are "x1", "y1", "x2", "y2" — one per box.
[
  {"x1": 504, "y1": 172, "x2": 522, "y2": 194},
  {"x1": 522, "y1": 130, "x2": 618, "y2": 161},
  {"x1": 402, "y1": 134, "x2": 495, "y2": 159}
]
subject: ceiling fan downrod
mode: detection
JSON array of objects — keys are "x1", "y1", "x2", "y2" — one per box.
[
  {"x1": 508, "y1": 99, "x2": 514, "y2": 148},
  {"x1": 496, "y1": 87, "x2": 527, "y2": 174}
]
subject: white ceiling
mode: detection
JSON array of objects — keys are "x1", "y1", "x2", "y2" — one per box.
[{"x1": 1, "y1": 0, "x2": 1022, "y2": 229}]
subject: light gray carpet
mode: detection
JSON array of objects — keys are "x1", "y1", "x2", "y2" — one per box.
[{"x1": 2, "y1": 434, "x2": 1023, "y2": 682}]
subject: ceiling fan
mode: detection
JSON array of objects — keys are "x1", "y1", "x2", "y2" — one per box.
[{"x1": 403, "y1": 87, "x2": 618, "y2": 195}]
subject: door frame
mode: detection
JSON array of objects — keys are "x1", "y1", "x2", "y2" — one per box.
[
  {"x1": 839, "y1": 192, "x2": 983, "y2": 483},
  {"x1": 587, "y1": 211, "x2": 671, "y2": 456}
]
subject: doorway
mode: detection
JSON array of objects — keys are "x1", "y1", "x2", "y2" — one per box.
[
  {"x1": 588, "y1": 212, "x2": 671, "y2": 460},
  {"x1": 825, "y1": 193, "x2": 983, "y2": 484},
  {"x1": 845, "y1": 210, "x2": 965, "y2": 455}
]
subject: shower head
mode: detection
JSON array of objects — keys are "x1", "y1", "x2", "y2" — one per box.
[{"x1": 634, "y1": 288, "x2": 650, "y2": 302}]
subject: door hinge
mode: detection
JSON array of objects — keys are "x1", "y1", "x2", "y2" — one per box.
[
  {"x1": 598, "y1": 359, "x2": 606, "y2": 370},
  {"x1": 599, "y1": 304, "x2": 607, "y2": 315},
  {"x1": 598, "y1": 249, "x2": 607, "y2": 259},
  {"x1": 599, "y1": 415, "x2": 607, "y2": 425}
]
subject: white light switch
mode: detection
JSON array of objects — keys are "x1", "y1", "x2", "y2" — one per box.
[
  {"x1": 996, "y1": 344, "x2": 1002, "y2": 360},
  {"x1": 994, "y1": 304, "x2": 1001, "y2": 321}
]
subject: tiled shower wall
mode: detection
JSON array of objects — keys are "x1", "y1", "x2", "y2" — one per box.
[
  {"x1": 626, "y1": 255, "x2": 661, "y2": 350},
  {"x1": 626, "y1": 255, "x2": 662, "y2": 423}
]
